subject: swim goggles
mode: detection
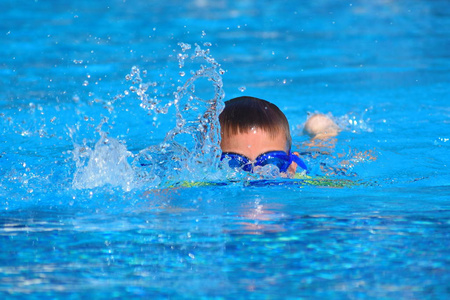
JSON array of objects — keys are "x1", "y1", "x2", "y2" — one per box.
[{"x1": 220, "y1": 150, "x2": 307, "y2": 173}]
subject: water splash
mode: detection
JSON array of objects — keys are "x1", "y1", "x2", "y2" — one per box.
[
  {"x1": 124, "y1": 66, "x2": 172, "y2": 115},
  {"x1": 336, "y1": 108, "x2": 374, "y2": 134},
  {"x1": 71, "y1": 42, "x2": 225, "y2": 190},
  {"x1": 132, "y1": 42, "x2": 225, "y2": 187},
  {"x1": 72, "y1": 118, "x2": 135, "y2": 191}
]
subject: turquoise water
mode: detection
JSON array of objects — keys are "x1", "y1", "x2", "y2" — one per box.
[{"x1": 1, "y1": 0, "x2": 450, "y2": 298}]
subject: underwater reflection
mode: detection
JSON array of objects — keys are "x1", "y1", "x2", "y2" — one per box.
[{"x1": 231, "y1": 201, "x2": 288, "y2": 235}]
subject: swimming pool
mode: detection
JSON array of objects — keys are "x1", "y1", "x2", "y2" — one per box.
[{"x1": 1, "y1": 0, "x2": 449, "y2": 298}]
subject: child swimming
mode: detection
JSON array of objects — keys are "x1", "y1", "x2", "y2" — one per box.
[{"x1": 219, "y1": 96, "x2": 339, "y2": 176}]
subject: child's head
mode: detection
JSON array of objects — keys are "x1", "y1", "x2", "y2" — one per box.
[
  {"x1": 218, "y1": 96, "x2": 306, "y2": 175},
  {"x1": 219, "y1": 96, "x2": 292, "y2": 159}
]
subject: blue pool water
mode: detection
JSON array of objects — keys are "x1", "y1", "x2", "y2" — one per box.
[{"x1": 1, "y1": 0, "x2": 450, "y2": 298}]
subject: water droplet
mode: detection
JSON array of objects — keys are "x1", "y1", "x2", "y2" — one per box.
[
  {"x1": 83, "y1": 80, "x2": 89, "y2": 86},
  {"x1": 238, "y1": 86, "x2": 246, "y2": 92}
]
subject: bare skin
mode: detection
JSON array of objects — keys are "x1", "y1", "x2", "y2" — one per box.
[
  {"x1": 220, "y1": 114, "x2": 341, "y2": 175},
  {"x1": 302, "y1": 113, "x2": 376, "y2": 175},
  {"x1": 220, "y1": 128, "x2": 298, "y2": 174},
  {"x1": 301, "y1": 113, "x2": 340, "y2": 152},
  {"x1": 303, "y1": 114, "x2": 340, "y2": 140}
]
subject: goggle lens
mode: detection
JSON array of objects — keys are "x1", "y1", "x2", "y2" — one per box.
[{"x1": 221, "y1": 151, "x2": 295, "y2": 173}]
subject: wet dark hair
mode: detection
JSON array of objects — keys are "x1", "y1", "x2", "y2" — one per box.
[{"x1": 219, "y1": 96, "x2": 292, "y2": 150}]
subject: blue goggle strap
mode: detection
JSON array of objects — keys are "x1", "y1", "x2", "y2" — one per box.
[{"x1": 289, "y1": 151, "x2": 308, "y2": 171}]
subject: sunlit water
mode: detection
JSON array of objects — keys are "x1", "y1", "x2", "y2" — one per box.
[{"x1": 1, "y1": 0, "x2": 450, "y2": 299}]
